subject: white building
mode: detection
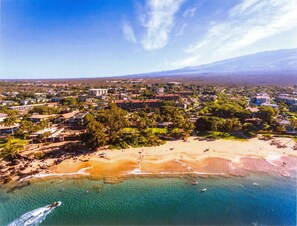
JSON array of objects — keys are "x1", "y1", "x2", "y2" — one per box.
[
  {"x1": 0, "y1": 113, "x2": 7, "y2": 122},
  {"x1": 89, "y1": 88, "x2": 108, "y2": 96},
  {"x1": 252, "y1": 93, "x2": 271, "y2": 106}
]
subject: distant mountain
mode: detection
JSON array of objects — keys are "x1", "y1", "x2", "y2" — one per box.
[
  {"x1": 170, "y1": 48, "x2": 297, "y2": 75},
  {"x1": 127, "y1": 48, "x2": 296, "y2": 76},
  {"x1": 124, "y1": 48, "x2": 297, "y2": 84}
]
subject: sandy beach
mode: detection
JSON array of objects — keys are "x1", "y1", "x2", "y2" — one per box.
[{"x1": 8, "y1": 136, "x2": 295, "y2": 185}]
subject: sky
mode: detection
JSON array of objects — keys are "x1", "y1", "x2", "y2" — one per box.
[{"x1": 1, "y1": 0, "x2": 297, "y2": 79}]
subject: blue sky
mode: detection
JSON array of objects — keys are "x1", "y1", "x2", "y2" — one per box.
[{"x1": 1, "y1": 0, "x2": 297, "y2": 79}]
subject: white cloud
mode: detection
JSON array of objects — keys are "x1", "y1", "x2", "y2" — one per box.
[
  {"x1": 176, "y1": 0, "x2": 297, "y2": 67},
  {"x1": 140, "y1": 0, "x2": 185, "y2": 51},
  {"x1": 122, "y1": 20, "x2": 137, "y2": 43},
  {"x1": 183, "y1": 7, "x2": 197, "y2": 18}
]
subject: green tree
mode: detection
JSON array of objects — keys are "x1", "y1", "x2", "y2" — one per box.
[
  {"x1": 18, "y1": 119, "x2": 37, "y2": 139},
  {"x1": 85, "y1": 114, "x2": 107, "y2": 147},
  {"x1": 107, "y1": 103, "x2": 128, "y2": 143},
  {"x1": 1, "y1": 136, "x2": 24, "y2": 160},
  {"x1": 257, "y1": 106, "x2": 279, "y2": 124}
]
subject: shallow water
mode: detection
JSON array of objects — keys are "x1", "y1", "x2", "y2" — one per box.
[{"x1": 0, "y1": 175, "x2": 296, "y2": 225}]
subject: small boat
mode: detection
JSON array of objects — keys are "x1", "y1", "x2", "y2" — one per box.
[
  {"x1": 253, "y1": 182, "x2": 260, "y2": 186},
  {"x1": 201, "y1": 188, "x2": 207, "y2": 192},
  {"x1": 192, "y1": 181, "x2": 199, "y2": 185},
  {"x1": 49, "y1": 201, "x2": 61, "y2": 209}
]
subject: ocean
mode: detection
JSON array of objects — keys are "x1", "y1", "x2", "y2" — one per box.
[{"x1": 0, "y1": 175, "x2": 296, "y2": 225}]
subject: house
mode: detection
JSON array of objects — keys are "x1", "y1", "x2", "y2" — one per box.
[
  {"x1": 57, "y1": 111, "x2": 78, "y2": 123},
  {"x1": 0, "y1": 123, "x2": 20, "y2": 135},
  {"x1": 277, "y1": 119, "x2": 295, "y2": 134},
  {"x1": 69, "y1": 112, "x2": 87, "y2": 125},
  {"x1": 9, "y1": 103, "x2": 46, "y2": 111},
  {"x1": 28, "y1": 114, "x2": 57, "y2": 123},
  {"x1": 20, "y1": 98, "x2": 36, "y2": 105},
  {"x1": 153, "y1": 87, "x2": 164, "y2": 94},
  {"x1": 0, "y1": 113, "x2": 7, "y2": 122},
  {"x1": 251, "y1": 93, "x2": 271, "y2": 106},
  {"x1": 89, "y1": 88, "x2": 108, "y2": 97},
  {"x1": 30, "y1": 126, "x2": 59, "y2": 138},
  {"x1": 1, "y1": 100, "x2": 16, "y2": 106},
  {"x1": 275, "y1": 94, "x2": 297, "y2": 105}
]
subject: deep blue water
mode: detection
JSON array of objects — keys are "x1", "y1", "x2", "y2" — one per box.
[{"x1": 0, "y1": 175, "x2": 296, "y2": 225}]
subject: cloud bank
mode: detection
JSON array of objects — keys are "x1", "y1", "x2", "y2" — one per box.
[{"x1": 176, "y1": 0, "x2": 297, "y2": 67}]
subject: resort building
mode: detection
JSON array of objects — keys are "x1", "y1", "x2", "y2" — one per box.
[
  {"x1": 89, "y1": 88, "x2": 108, "y2": 97},
  {"x1": 0, "y1": 123, "x2": 20, "y2": 135},
  {"x1": 9, "y1": 103, "x2": 46, "y2": 111},
  {"x1": 275, "y1": 94, "x2": 297, "y2": 105},
  {"x1": 28, "y1": 114, "x2": 57, "y2": 123},
  {"x1": 251, "y1": 93, "x2": 271, "y2": 106}
]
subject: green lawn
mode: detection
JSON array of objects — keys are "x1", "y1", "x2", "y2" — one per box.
[
  {"x1": 198, "y1": 131, "x2": 248, "y2": 141},
  {"x1": 147, "y1": 128, "x2": 168, "y2": 134},
  {"x1": 121, "y1": 127, "x2": 168, "y2": 135}
]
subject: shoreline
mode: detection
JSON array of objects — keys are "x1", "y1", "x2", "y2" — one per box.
[{"x1": 1, "y1": 136, "x2": 297, "y2": 186}]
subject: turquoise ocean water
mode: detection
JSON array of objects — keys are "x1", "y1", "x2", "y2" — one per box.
[{"x1": 0, "y1": 175, "x2": 296, "y2": 225}]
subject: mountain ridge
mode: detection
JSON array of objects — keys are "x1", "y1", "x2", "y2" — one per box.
[{"x1": 125, "y1": 48, "x2": 297, "y2": 78}]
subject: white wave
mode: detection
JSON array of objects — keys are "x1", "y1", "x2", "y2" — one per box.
[
  {"x1": 232, "y1": 156, "x2": 241, "y2": 163},
  {"x1": 265, "y1": 153, "x2": 282, "y2": 166},
  {"x1": 8, "y1": 202, "x2": 61, "y2": 226},
  {"x1": 20, "y1": 167, "x2": 93, "y2": 182}
]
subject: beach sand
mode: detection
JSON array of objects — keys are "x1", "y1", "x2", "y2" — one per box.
[{"x1": 21, "y1": 137, "x2": 296, "y2": 183}]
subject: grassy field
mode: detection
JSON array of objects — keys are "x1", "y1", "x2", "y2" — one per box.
[
  {"x1": 121, "y1": 127, "x2": 168, "y2": 135},
  {"x1": 198, "y1": 131, "x2": 248, "y2": 141}
]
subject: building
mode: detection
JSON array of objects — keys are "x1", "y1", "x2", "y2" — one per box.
[
  {"x1": 251, "y1": 93, "x2": 271, "y2": 106},
  {"x1": 89, "y1": 88, "x2": 108, "y2": 97},
  {"x1": 153, "y1": 87, "x2": 164, "y2": 94},
  {"x1": 0, "y1": 113, "x2": 7, "y2": 122},
  {"x1": 199, "y1": 95, "x2": 217, "y2": 102},
  {"x1": 0, "y1": 124, "x2": 20, "y2": 135},
  {"x1": 57, "y1": 111, "x2": 78, "y2": 123},
  {"x1": 275, "y1": 94, "x2": 297, "y2": 105},
  {"x1": 9, "y1": 103, "x2": 46, "y2": 111},
  {"x1": 28, "y1": 114, "x2": 57, "y2": 123},
  {"x1": 69, "y1": 112, "x2": 87, "y2": 125}
]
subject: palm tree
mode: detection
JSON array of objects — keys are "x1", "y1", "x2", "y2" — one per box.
[{"x1": 1, "y1": 136, "x2": 24, "y2": 160}]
